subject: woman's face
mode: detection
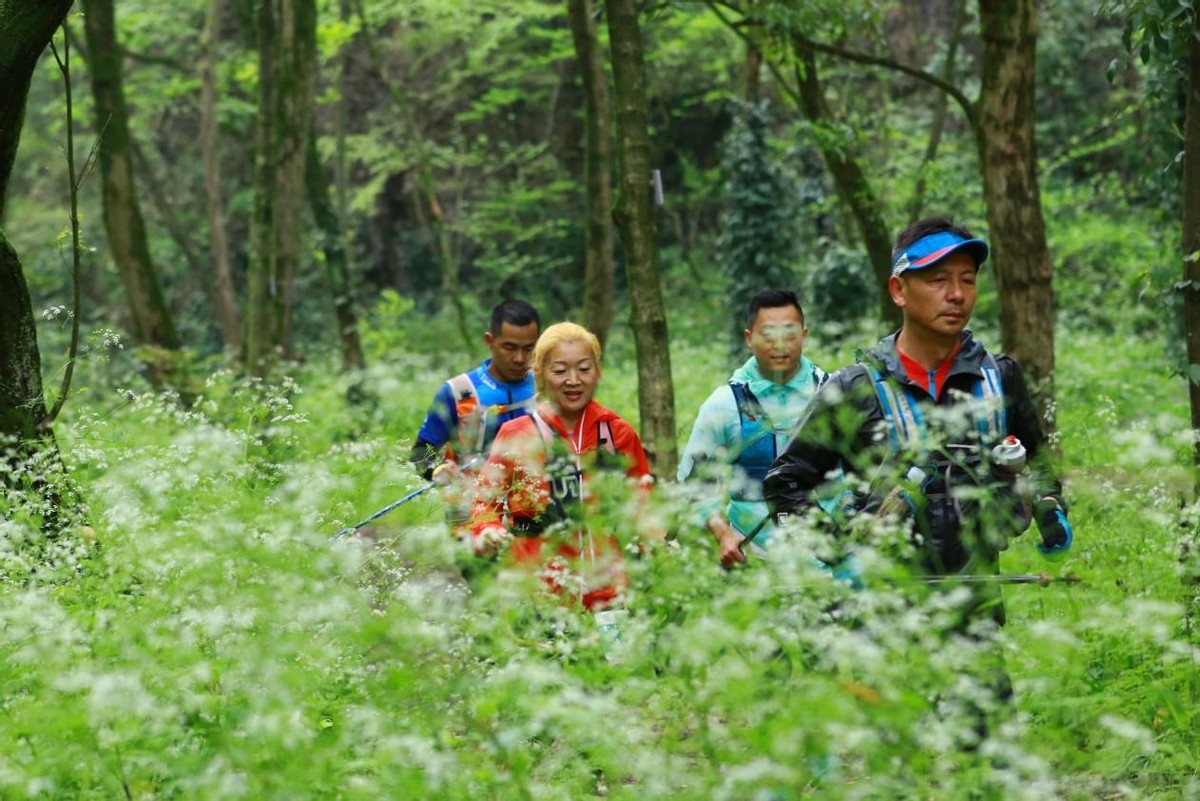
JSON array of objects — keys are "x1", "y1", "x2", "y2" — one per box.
[{"x1": 542, "y1": 339, "x2": 600, "y2": 420}]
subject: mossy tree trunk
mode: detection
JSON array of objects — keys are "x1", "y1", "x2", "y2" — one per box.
[
  {"x1": 0, "y1": 1, "x2": 74, "y2": 509},
  {"x1": 246, "y1": 0, "x2": 317, "y2": 375},
  {"x1": 81, "y1": 0, "x2": 182, "y2": 378},
  {"x1": 305, "y1": 129, "x2": 365, "y2": 372},
  {"x1": 791, "y1": 35, "x2": 899, "y2": 331},
  {"x1": 978, "y1": 0, "x2": 1055, "y2": 412},
  {"x1": 604, "y1": 0, "x2": 677, "y2": 478},
  {"x1": 201, "y1": 0, "x2": 241, "y2": 356},
  {"x1": 1, "y1": 0, "x2": 75, "y2": 443},
  {"x1": 1183, "y1": 7, "x2": 1200, "y2": 490},
  {"x1": 567, "y1": 0, "x2": 615, "y2": 351}
]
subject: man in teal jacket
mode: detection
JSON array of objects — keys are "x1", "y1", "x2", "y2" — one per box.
[{"x1": 678, "y1": 289, "x2": 827, "y2": 567}]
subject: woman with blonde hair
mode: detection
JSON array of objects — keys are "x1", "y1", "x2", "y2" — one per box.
[{"x1": 467, "y1": 321, "x2": 654, "y2": 611}]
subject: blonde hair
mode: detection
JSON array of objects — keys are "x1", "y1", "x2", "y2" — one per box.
[{"x1": 533, "y1": 322, "x2": 603, "y2": 394}]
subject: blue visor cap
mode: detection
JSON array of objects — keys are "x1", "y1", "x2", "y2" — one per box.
[{"x1": 891, "y1": 231, "x2": 989, "y2": 276}]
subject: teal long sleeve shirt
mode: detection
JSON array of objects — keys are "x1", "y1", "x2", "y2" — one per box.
[{"x1": 677, "y1": 356, "x2": 825, "y2": 549}]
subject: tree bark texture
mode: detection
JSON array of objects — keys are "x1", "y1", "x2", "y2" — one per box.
[
  {"x1": 0, "y1": 1, "x2": 74, "y2": 219},
  {"x1": 566, "y1": 0, "x2": 615, "y2": 350},
  {"x1": 0, "y1": 1, "x2": 71, "y2": 450},
  {"x1": 201, "y1": 0, "x2": 241, "y2": 355},
  {"x1": 305, "y1": 130, "x2": 365, "y2": 371},
  {"x1": 791, "y1": 36, "x2": 900, "y2": 330},
  {"x1": 82, "y1": 0, "x2": 182, "y2": 357},
  {"x1": 604, "y1": 0, "x2": 677, "y2": 478},
  {"x1": 977, "y1": 0, "x2": 1055, "y2": 407},
  {"x1": 0, "y1": 232, "x2": 49, "y2": 444},
  {"x1": 1182, "y1": 10, "x2": 1200, "y2": 484},
  {"x1": 245, "y1": 0, "x2": 317, "y2": 374}
]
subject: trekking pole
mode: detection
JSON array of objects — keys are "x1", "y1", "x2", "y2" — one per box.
[
  {"x1": 737, "y1": 515, "x2": 772, "y2": 552},
  {"x1": 329, "y1": 456, "x2": 485, "y2": 542},
  {"x1": 921, "y1": 572, "x2": 1082, "y2": 587},
  {"x1": 331, "y1": 483, "x2": 435, "y2": 541}
]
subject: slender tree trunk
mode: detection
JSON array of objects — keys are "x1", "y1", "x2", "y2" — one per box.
[
  {"x1": 246, "y1": 0, "x2": 317, "y2": 374},
  {"x1": 244, "y1": 0, "x2": 277, "y2": 373},
  {"x1": 81, "y1": 0, "x2": 182, "y2": 369},
  {"x1": 604, "y1": 0, "x2": 677, "y2": 477},
  {"x1": 978, "y1": 0, "x2": 1055, "y2": 409},
  {"x1": 305, "y1": 130, "x2": 365, "y2": 371},
  {"x1": 791, "y1": 36, "x2": 900, "y2": 329},
  {"x1": 1182, "y1": 9, "x2": 1200, "y2": 488},
  {"x1": 746, "y1": 41, "x2": 762, "y2": 102},
  {"x1": 201, "y1": 0, "x2": 241, "y2": 356},
  {"x1": 566, "y1": 0, "x2": 615, "y2": 350}
]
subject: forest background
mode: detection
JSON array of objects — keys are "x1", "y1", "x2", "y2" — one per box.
[{"x1": 2, "y1": 0, "x2": 1200, "y2": 798}]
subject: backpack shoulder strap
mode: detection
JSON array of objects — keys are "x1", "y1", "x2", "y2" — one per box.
[
  {"x1": 447, "y1": 372, "x2": 476, "y2": 403},
  {"x1": 862, "y1": 363, "x2": 923, "y2": 452},
  {"x1": 973, "y1": 353, "x2": 1006, "y2": 441},
  {"x1": 729, "y1": 381, "x2": 772, "y2": 429},
  {"x1": 595, "y1": 420, "x2": 617, "y2": 455}
]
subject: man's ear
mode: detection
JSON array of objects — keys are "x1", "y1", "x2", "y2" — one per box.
[
  {"x1": 888, "y1": 275, "x2": 906, "y2": 308},
  {"x1": 484, "y1": 331, "x2": 495, "y2": 348},
  {"x1": 743, "y1": 328, "x2": 753, "y2": 349}
]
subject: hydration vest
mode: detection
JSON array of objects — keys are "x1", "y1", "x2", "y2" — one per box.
[
  {"x1": 863, "y1": 353, "x2": 1005, "y2": 452},
  {"x1": 447, "y1": 372, "x2": 537, "y2": 465},
  {"x1": 520, "y1": 412, "x2": 618, "y2": 532},
  {"x1": 860, "y1": 354, "x2": 1014, "y2": 572},
  {"x1": 728, "y1": 367, "x2": 828, "y2": 502}
]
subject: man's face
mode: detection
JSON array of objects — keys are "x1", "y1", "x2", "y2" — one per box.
[
  {"x1": 485, "y1": 321, "x2": 539, "y2": 383},
  {"x1": 744, "y1": 304, "x2": 808, "y2": 383},
  {"x1": 889, "y1": 252, "x2": 978, "y2": 341}
]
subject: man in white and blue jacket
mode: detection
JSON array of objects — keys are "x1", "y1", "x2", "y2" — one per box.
[{"x1": 678, "y1": 289, "x2": 827, "y2": 567}]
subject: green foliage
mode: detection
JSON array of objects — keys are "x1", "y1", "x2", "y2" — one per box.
[
  {"x1": 718, "y1": 100, "x2": 803, "y2": 348},
  {"x1": 0, "y1": 318, "x2": 1196, "y2": 797}
]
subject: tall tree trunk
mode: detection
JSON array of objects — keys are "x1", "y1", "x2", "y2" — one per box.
[
  {"x1": 977, "y1": 0, "x2": 1055, "y2": 409},
  {"x1": 746, "y1": 41, "x2": 762, "y2": 102},
  {"x1": 0, "y1": 232, "x2": 49, "y2": 445},
  {"x1": 0, "y1": 1, "x2": 74, "y2": 513},
  {"x1": 200, "y1": 0, "x2": 241, "y2": 356},
  {"x1": 0, "y1": 2, "x2": 74, "y2": 220},
  {"x1": 1182, "y1": 9, "x2": 1200, "y2": 488},
  {"x1": 566, "y1": 0, "x2": 615, "y2": 350},
  {"x1": 245, "y1": 0, "x2": 317, "y2": 375},
  {"x1": 791, "y1": 36, "x2": 900, "y2": 330},
  {"x1": 81, "y1": 0, "x2": 182, "y2": 370},
  {"x1": 305, "y1": 130, "x2": 365, "y2": 371},
  {"x1": 604, "y1": 0, "x2": 677, "y2": 478}
]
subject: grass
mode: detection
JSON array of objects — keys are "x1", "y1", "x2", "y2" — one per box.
[{"x1": 0, "y1": 320, "x2": 1197, "y2": 799}]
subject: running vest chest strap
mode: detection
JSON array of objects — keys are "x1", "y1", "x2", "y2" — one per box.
[
  {"x1": 448, "y1": 372, "x2": 538, "y2": 457},
  {"x1": 529, "y1": 413, "x2": 618, "y2": 525},
  {"x1": 729, "y1": 382, "x2": 777, "y2": 490},
  {"x1": 863, "y1": 354, "x2": 1005, "y2": 451}
]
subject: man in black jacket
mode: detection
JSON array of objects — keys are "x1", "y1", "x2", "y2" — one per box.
[{"x1": 763, "y1": 217, "x2": 1072, "y2": 606}]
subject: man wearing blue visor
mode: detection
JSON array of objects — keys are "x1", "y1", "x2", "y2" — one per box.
[{"x1": 764, "y1": 216, "x2": 1072, "y2": 613}]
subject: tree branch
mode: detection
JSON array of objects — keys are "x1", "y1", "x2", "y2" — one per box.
[{"x1": 792, "y1": 31, "x2": 981, "y2": 143}]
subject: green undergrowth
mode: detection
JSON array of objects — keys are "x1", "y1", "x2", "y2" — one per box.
[{"x1": 0, "y1": 326, "x2": 1197, "y2": 799}]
